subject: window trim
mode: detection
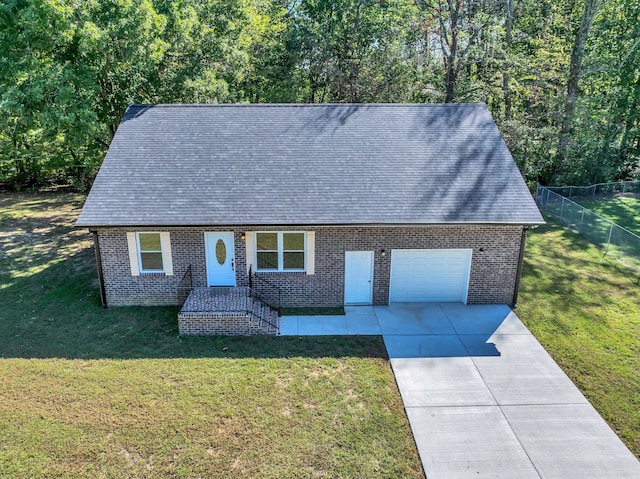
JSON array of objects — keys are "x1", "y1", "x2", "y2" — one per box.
[
  {"x1": 255, "y1": 231, "x2": 306, "y2": 272},
  {"x1": 136, "y1": 232, "x2": 165, "y2": 274}
]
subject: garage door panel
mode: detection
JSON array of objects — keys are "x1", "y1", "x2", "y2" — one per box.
[{"x1": 390, "y1": 249, "x2": 471, "y2": 303}]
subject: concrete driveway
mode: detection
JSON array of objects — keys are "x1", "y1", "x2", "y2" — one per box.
[{"x1": 281, "y1": 303, "x2": 640, "y2": 478}]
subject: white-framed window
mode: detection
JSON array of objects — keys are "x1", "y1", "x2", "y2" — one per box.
[
  {"x1": 137, "y1": 232, "x2": 164, "y2": 273},
  {"x1": 255, "y1": 232, "x2": 306, "y2": 272},
  {"x1": 126, "y1": 231, "x2": 173, "y2": 276}
]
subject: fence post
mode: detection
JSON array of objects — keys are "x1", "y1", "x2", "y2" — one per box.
[
  {"x1": 560, "y1": 197, "x2": 566, "y2": 220},
  {"x1": 623, "y1": 182, "x2": 627, "y2": 194},
  {"x1": 579, "y1": 207, "x2": 585, "y2": 233},
  {"x1": 592, "y1": 185, "x2": 596, "y2": 199},
  {"x1": 604, "y1": 223, "x2": 614, "y2": 255},
  {"x1": 569, "y1": 186, "x2": 573, "y2": 199}
]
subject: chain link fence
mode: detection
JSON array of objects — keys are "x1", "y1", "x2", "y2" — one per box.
[
  {"x1": 544, "y1": 180, "x2": 640, "y2": 201},
  {"x1": 535, "y1": 186, "x2": 640, "y2": 275}
]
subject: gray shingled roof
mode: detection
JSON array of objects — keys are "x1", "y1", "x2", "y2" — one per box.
[{"x1": 76, "y1": 103, "x2": 543, "y2": 227}]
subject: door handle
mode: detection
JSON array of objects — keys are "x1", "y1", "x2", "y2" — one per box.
[{"x1": 231, "y1": 258, "x2": 235, "y2": 271}]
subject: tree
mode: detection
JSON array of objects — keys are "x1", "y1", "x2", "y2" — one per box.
[
  {"x1": 0, "y1": 0, "x2": 270, "y2": 189},
  {"x1": 1, "y1": 0, "x2": 639, "y2": 189},
  {"x1": 0, "y1": 0, "x2": 101, "y2": 187},
  {"x1": 413, "y1": 0, "x2": 503, "y2": 103},
  {"x1": 293, "y1": 0, "x2": 417, "y2": 103},
  {"x1": 556, "y1": 0, "x2": 603, "y2": 173},
  {"x1": 560, "y1": 0, "x2": 640, "y2": 183},
  {"x1": 496, "y1": 0, "x2": 576, "y2": 185}
]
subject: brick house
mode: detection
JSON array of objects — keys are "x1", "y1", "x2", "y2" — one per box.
[{"x1": 76, "y1": 103, "x2": 543, "y2": 334}]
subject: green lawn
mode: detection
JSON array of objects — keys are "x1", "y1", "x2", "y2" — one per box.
[
  {"x1": 0, "y1": 193, "x2": 424, "y2": 479},
  {"x1": 573, "y1": 194, "x2": 640, "y2": 235},
  {"x1": 518, "y1": 221, "x2": 640, "y2": 458}
]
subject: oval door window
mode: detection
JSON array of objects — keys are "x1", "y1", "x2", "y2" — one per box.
[{"x1": 215, "y1": 239, "x2": 227, "y2": 265}]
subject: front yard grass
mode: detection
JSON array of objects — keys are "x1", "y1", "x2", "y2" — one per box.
[
  {"x1": 518, "y1": 220, "x2": 640, "y2": 458},
  {"x1": 0, "y1": 193, "x2": 424, "y2": 479}
]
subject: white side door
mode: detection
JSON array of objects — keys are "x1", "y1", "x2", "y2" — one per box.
[
  {"x1": 344, "y1": 251, "x2": 374, "y2": 305},
  {"x1": 205, "y1": 232, "x2": 236, "y2": 286}
]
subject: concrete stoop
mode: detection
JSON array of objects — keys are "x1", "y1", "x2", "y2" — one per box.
[{"x1": 178, "y1": 288, "x2": 279, "y2": 335}]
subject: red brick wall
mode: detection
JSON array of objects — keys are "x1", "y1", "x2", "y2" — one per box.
[
  {"x1": 96, "y1": 225, "x2": 525, "y2": 307},
  {"x1": 178, "y1": 313, "x2": 274, "y2": 335}
]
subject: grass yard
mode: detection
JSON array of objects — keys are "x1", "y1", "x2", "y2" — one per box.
[
  {"x1": 518, "y1": 220, "x2": 640, "y2": 458},
  {"x1": 0, "y1": 193, "x2": 424, "y2": 479},
  {"x1": 573, "y1": 193, "x2": 640, "y2": 235}
]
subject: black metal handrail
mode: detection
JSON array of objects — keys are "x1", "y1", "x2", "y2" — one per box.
[
  {"x1": 245, "y1": 292, "x2": 279, "y2": 332},
  {"x1": 177, "y1": 264, "x2": 193, "y2": 306},
  {"x1": 248, "y1": 265, "x2": 282, "y2": 316}
]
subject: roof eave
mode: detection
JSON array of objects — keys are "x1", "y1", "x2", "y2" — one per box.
[{"x1": 75, "y1": 220, "x2": 546, "y2": 229}]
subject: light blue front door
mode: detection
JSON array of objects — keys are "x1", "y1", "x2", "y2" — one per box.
[{"x1": 205, "y1": 232, "x2": 236, "y2": 286}]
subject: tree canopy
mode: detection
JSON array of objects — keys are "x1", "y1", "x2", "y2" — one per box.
[{"x1": 1, "y1": 0, "x2": 638, "y2": 190}]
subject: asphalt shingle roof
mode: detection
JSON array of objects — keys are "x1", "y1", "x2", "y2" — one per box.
[{"x1": 76, "y1": 103, "x2": 544, "y2": 227}]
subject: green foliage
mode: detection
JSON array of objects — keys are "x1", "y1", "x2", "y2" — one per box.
[
  {"x1": 564, "y1": 0, "x2": 640, "y2": 184},
  {"x1": 0, "y1": 0, "x2": 289, "y2": 190},
  {"x1": 0, "y1": 0, "x2": 639, "y2": 189},
  {"x1": 292, "y1": 0, "x2": 418, "y2": 102}
]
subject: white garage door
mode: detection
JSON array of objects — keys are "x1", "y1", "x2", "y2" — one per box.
[{"x1": 389, "y1": 249, "x2": 472, "y2": 303}]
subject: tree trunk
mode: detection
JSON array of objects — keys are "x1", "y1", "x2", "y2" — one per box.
[
  {"x1": 308, "y1": 74, "x2": 318, "y2": 103},
  {"x1": 557, "y1": 0, "x2": 602, "y2": 171},
  {"x1": 108, "y1": 123, "x2": 117, "y2": 143},
  {"x1": 502, "y1": 0, "x2": 515, "y2": 120},
  {"x1": 443, "y1": 0, "x2": 460, "y2": 103},
  {"x1": 347, "y1": 0, "x2": 363, "y2": 102},
  {"x1": 444, "y1": 52, "x2": 457, "y2": 103}
]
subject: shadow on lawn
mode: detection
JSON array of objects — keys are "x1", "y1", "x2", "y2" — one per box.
[{"x1": 0, "y1": 250, "x2": 388, "y2": 360}]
